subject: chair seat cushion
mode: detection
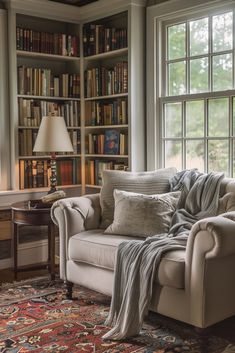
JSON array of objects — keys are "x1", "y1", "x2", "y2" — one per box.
[{"x1": 68, "y1": 230, "x2": 185, "y2": 289}]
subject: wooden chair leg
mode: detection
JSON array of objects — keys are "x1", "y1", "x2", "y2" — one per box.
[{"x1": 65, "y1": 281, "x2": 74, "y2": 299}]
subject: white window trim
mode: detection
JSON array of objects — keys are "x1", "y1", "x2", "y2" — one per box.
[
  {"x1": 146, "y1": 0, "x2": 235, "y2": 171},
  {"x1": 0, "y1": 9, "x2": 10, "y2": 190}
]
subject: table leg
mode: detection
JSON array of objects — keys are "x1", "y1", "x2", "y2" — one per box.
[
  {"x1": 47, "y1": 225, "x2": 51, "y2": 272},
  {"x1": 13, "y1": 223, "x2": 18, "y2": 280},
  {"x1": 49, "y1": 223, "x2": 55, "y2": 280}
]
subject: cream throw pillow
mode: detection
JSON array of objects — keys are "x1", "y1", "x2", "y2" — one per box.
[
  {"x1": 104, "y1": 189, "x2": 180, "y2": 237},
  {"x1": 100, "y1": 168, "x2": 177, "y2": 228}
]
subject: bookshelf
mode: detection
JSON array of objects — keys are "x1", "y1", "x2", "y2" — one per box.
[
  {"x1": 5, "y1": 0, "x2": 146, "y2": 199},
  {"x1": 82, "y1": 7, "x2": 145, "y2": 192},
  {"x1": 8, "y1": 9, "x2": 81, "y2": 194}
]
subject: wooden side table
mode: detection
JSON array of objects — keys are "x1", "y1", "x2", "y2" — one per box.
[{"x1": 11, "y1": 201, "x2": 56, "y2": 280}]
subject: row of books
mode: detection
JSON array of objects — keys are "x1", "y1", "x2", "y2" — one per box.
[
  {"x1": 18, "y1": 66, "x2": 80, "y2": 98},
  {"x1": 19, "y1": 129, "x2": 80, "y2": 156},
  {"x1": 83, "y1": 24, "x2": 127, "y2": 56},
  {"x1": 86, "y1": 130, "x2": 128, "y2": 155},
  {"x1": 16, "y1": 27, "x2": 79, "y2": 57},
  {"x1": 85, "y1": 99, "x2": 127, "y2": 126},
  {"x1": 85, "y1": 62, "x2": 128, "y2": 97},
  {"x1": 19, "y1": 158, "x2": 81, "y2": 189},
  {"x1": 86, "y1": 160, "x2": 128, "y2": 186},
  {"x1": 18, "y1": 99, "x2": 80, "y2": 127}
]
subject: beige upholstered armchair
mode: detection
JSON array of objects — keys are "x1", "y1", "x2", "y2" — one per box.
[{"x1": 51, "y1": 175, "x2": 235, "y2": 330}]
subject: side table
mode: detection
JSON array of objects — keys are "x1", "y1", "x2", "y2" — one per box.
[{"x1": 11, "y1": 201, "x2": 56, "y2": 280}]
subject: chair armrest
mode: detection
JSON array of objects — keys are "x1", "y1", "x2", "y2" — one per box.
[
  {"x1": 51, "y1": 193, "x2": 101, "y2": 280},
  {"x1": 186, "y1": 212, "x2": 235, "y2": 261},
  {"x1": 185, "y1": 212, "x2": 235, "y2": 327}
]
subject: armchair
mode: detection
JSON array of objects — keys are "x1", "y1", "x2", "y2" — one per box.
[{"x1": 51, "y1": 177, "x2": 235, "y2": 329}]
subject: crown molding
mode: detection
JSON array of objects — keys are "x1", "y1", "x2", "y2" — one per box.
[
  {"x1": 3, "y1": 0, "x2": 147, "y2": 22},
  {"x1": 3, "y1": 0, "x2": 81, "y2": 22},
  {"x1": 146, "y1": 0, "x2": 234, "y2": 18},
  {"x1": 79, "y1": 0, "x2": 146, "y2": 22}
]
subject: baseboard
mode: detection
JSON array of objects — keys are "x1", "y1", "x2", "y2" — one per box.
[{"x1": 0, "y1": 238, "x2": 59, "y2": 270}]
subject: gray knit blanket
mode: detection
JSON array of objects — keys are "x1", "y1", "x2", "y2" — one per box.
[{"x1": 102, "y1": 169, "x2": 224, "y2": 340}]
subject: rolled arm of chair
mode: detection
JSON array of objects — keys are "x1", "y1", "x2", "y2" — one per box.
[
  {"x1": 51, "y1": 193, "x2": 101, "y2": 280},
  {"x1": 187, "y1": 211, "x2": 235, "y2": 261},
  {"x1": 186, "y1": 211, "x2": 235, "y2": 327}
]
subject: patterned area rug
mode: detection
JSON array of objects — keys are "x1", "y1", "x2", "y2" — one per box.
[{"x1": 0, "y1": 277, "x2": 235, "y2": 353}]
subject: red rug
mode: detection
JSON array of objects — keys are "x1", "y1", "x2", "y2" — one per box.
[{"x1": 0, "y1": 277, "x2": 234, "y2": 353}]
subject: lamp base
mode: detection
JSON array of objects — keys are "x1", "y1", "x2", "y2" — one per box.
[
  {"x1": 49, "y1": 152, "x2": 57, "y2": 194},
  {"x1": 48, "y1": 187, "x2": 57, "y2": 194}
]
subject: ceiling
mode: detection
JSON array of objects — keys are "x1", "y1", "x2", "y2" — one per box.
[{"x1": 49, "y1": 0, "x2": 98, "y2": 6}]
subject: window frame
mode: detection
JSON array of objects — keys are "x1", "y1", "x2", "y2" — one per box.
[{"x1": 146, "y1": 0, "x2": 235, "y2": 172}]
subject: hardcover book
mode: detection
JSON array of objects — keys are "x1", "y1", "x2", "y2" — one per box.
[{"x1": 104, "y1": 130, "x2": 119, "y2": 155}]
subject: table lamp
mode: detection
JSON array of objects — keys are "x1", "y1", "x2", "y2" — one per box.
[{"x1": 33, "y1": 114, "x2": 74, "y2": 193}]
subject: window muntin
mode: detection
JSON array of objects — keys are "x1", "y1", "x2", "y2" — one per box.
[
  {"x1": 165, "y1": 11, "x2": 234, "y2": 96},
  {"x1": 161, "y1": 8, "x2": 235, "y2": 176}
]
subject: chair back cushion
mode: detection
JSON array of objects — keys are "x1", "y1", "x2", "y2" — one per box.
[{"x1": 100, "y1": 167, "x2": 177, "y2": 228}]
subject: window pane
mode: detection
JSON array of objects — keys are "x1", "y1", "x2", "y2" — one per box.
[
  {"x1": 212, "y1": 54, "x2": 233, "y2": 91},
  {"x1": 212, "y1": 12, "x2": 233, "y2": 52},
  {"x1": 190, "y1": 58, "x2": 208, "y2": 93},
  {"x1": 189, "y1": 17, "x2": 208, "y2": 56},
  {"x1": 208, "y1": 98, "x2": 229, "y2": 137},
  {"x1": 168, "y1": 61, "x2": 186, "y2": 96},
  {"x1": 186, "y1": 100, "x2": 204, "y2": 137},
  {"x1": 208, "y1": 140, "x2": 229, "y2": 175},
  {"x1": 186, "y1": 140, "x2": 204, "y2": 171},
  {"x1": 233, "y1": 141, "x2": 235, "y2": 175},
  {"x1": 168, "y1": 23, "x2": 186, "y2": 60},
  {"x1": 233, "y1": 97, "x2": 235, "y2": 136},
  {"x1": 164, "y1": 102, "x2": 182, "y2": 138},
  {"x1": 165, "y1": 141, "x2": 182, "y2": 170}
]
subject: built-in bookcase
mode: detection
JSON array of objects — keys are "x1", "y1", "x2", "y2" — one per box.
[
  {"x1": 14, "y1": 13, "x2": 81, "y2": 191},
  {"x1": 5, "y1": 0, "x2": 145, "y2": 199},
  {"x1": 82, "y1": 10, "x2": 136, "y2": 191}
]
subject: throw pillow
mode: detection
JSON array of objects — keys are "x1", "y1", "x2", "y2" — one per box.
[
  {"x1": 104, "y1": 189, "x2": 181, "y2": 237},
  {"x1": 100, "y1": 167, "x2": 177, "y2": 228}
]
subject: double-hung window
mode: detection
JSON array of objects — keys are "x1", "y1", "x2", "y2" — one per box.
[{"x1": 156, "y1": 1, "x2": 235, "y2": 176}]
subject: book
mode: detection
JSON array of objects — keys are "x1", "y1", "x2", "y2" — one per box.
[
  {"x1": 104, "y1": 130, "x2": 120, "y2": 155},
  {"x1": 16, "y1": 27, "x2": 79, "y2": 57}
]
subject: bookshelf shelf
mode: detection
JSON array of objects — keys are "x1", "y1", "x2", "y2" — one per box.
[
  {"x1": 17, "y1": 95, "x2": 80, "y2": 101},
  {"x1": 18, "y1": 154, "x2": 81, "y2": 159},
  {"x1": 85, "y1": 125, "x2": 128, "y2": 129},
  {"x1": 18, "y1": 125, "x2": 81, "y2": 130},
  {"x1": 16, "y1": 50, "x2": 80, "y2": 62},
  {"x1": 84, "y1": 47, "x2": 128, "y2": 61},
  {"x1": 85, "y1": 184, "x2": 102, "y2": 189},
  {"x1": 18, "y1": 126, "x2": 40, "y2": 129},
  {"x1": 85, "y1": 154, "x2": 128, "y2": 158},
  {"x1": 18, "y1": 126, "x2": 81, "y2": 130},
  {"x1": 84, "y1": 93, "x2": 128, "y2": 101},
  {"x1": 21, "y1": 184, "x2": 82, "y2": 193}
]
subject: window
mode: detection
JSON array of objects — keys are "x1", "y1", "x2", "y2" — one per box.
[{"x1": 159, "y1": 4, "x2": 235, "y2": 176}]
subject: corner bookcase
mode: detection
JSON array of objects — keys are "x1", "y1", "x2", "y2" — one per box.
[
  {"x1": 6, "y1": 0, "x2": 146, "y2": 199},
  {"x1": 83, "y1": 11, "x2": 129, "y2": 191}
]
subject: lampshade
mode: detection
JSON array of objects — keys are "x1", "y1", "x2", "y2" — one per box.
[{"x1": 33, "y1": 115, "x2": 74, "y2": 152}]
